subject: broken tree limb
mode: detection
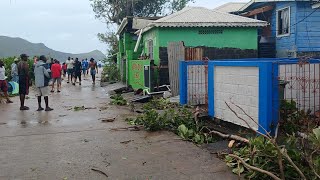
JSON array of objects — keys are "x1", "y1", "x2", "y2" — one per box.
[
  {"x1": 209, "y1": 130, "x2": 249, "y2": 143},
  {"x1": 91, "y1": 167, "x2": 108, "y2": 177},
  {"x1": 228, "y1": 154, "x2": 281, "y2": 180},
  {"x1": 110, "y1": 125, "x2": 143, "y2": 131}
]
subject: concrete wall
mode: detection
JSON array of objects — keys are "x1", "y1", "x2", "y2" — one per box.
[{"x1": 214, "y1": 66, "x2": 260, "y2": 130}]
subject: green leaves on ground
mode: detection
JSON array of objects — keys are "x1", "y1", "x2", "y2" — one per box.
[
  {"x1": 110, "y1": 94, "x2": 127, "y2": 106},
  {"x1": 126, "y1": 98, "x2": 215, "y2": 144}
]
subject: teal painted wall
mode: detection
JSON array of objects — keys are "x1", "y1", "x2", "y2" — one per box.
[
  {"x1": 159, "y1": 27, "x2": 258, "y2": 49},
  {"x1": 142, "y1": 27, "x2": 258, "y2": 65}
]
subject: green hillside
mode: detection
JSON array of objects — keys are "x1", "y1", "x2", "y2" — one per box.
[{"x1": 0, "y1": 36, "x2": 106, "y2": 61}]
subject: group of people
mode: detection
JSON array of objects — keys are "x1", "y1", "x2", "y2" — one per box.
[
  {"x1": 0, "y1": 54, "x2": 99, "y2": 111},
  {"x1": 65, "y1": 57, "x2": 99, "y2": 85}
]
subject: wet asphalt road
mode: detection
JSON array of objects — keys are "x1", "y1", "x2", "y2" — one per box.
[{"x1": 0, "y1": 74, "x2": 236, "y2": 180}]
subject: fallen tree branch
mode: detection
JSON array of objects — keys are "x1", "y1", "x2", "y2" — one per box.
[
  {"x1": 110, "y1": 125, "x2": 143, "y2": 131},
  {"x1": 91, "y1": 167, "x2": 108, "y2": 177},
  {"x1": 209, "y1": 130, "x2": 249, "y2": 143},
  {"x1": 228, "y1": 154, "x2": 281, "y2": 180}
]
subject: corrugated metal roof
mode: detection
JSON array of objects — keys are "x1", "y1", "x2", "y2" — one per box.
[
  {"x1": 239, "y1": 0, "x2": 318, "y2": 11},
  {"x1": 149, "y1": 7, "x2": 268, "y2": 29},
  {"x1": 214, "y1": 2, "x2": 247, "y2": 13}
]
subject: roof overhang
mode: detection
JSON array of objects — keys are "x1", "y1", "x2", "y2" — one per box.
[
  {"x1": 242, "y1": 5, "x2": 274, "y2": 17},
  {"x1": 312, "y1": 2, "x2": 320, "y2": 9}
]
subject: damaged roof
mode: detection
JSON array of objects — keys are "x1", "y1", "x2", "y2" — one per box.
[
  {"x1": 146, "y1": 7, "x2": 268, "y2": 30},
  {"x1": 213, "y1": 2, "x2": 247, "y2": 13}
]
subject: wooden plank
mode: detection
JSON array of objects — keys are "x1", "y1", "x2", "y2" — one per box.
[{"x1": 168, "y1": 42, "x2": 185, "y2": 96}]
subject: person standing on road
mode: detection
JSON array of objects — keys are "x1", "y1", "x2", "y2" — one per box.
[
  {"x1": 82, "y1": 58, "x2": 88, "y2": 77},
  {"x1": 65, "y1": 57, "x2": 74, "y2": 83},
  {"x1": 88, "y1": 58, "x2": 98, "y2": 84},
  {"x1": 73, "y1": 58, "x2": 82, "y2": 86},
  {"x1": 51, "y1": 60, "x2": 62, "y2": 92},
  {"x1": 0, "y1": 60, "x2": 13, "y2": 103},
  {"x1": 11, "y1": 58, "x2": 19, "y2": 83},
  {"x1": 62, "y1": 63, "x2": 67, "y2": 77},
  {"x1": 34, "y1": 55, "x2": 53, "y2": 111},
  {"x1": 18, "y1": 54, "x2": 30, "y2": 111}
]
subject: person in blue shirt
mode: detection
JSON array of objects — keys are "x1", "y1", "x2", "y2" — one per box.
[{"x1": 82, "y1": 58, "x2": 89, "y2": 77}]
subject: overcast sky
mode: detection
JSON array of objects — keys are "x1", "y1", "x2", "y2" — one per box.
[{"x1": 0, "y1": 0, "x2": 248, "y2": 54}]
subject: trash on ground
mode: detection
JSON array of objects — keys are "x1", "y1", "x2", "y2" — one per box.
[
  {"x1": 120, "y1": 140, "x2": 134, "y2": 144},
  {"x1": 99, "y1": 117, "x2": 116, "y2": 123}
]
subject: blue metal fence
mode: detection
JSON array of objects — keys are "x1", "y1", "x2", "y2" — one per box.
[{"x1": 180, "y1": 58, "x2": 320, "y2": 135}]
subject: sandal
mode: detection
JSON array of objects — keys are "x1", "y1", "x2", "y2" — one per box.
[
  {"x1": 45, "y1": 107, "x2": 54, "y2": 112},
  {"x1": 50, "y1": 90, "x2": 54, "y2": 93},
  {"x1": 20, "y1": 106, "x2": 30, "y2": 111},
  {"x1": 6, "y1": 100, "x2": 13, "y2": 104},
  {"x1": 37, "y1": 107, "x2": 44, "y2": 111},
  {"x1": 57, "y1": 90, "x2": 61, "y2": 93}
]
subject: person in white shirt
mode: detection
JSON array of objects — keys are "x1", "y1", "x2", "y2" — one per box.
[
  {"x1": 65, "y1": 57, "x2": 74, "y2": 83},
  {"x1": 11, "y1": 58, "x2": 19, "y2": 83},
  {"x1": 0, "y1": 60, "x2": 13, "y2": 103}
]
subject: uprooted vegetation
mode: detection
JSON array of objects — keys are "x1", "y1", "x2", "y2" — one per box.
[
  {"x1": 110, "y1": 94, "x2": 127, "y2": 106},
  {"x1": 125, "y1": 98, "x2": 320, "y2": 179},
  {"x1": 224, "y1": 100, "x2": 320, "y2": 180},
  {"x1": 126, "y1": 98, "x2": 217, "y2": 144}
]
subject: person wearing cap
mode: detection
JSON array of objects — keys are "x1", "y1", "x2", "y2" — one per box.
[
  {"x1": 11, "y1": 58, "x2": 19, "y2": 83},
  {"x1": 88, "y1": 58, "x2": 98, "y2": 84},
  {"x1": 34, "y1": 55, "x2": 53, "y2": 111},
  {"x1": 18, "y1": 54, "x2": 30, "y2": 110}
]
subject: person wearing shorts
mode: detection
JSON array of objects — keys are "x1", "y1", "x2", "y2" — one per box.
[
  {"x1": 0, "y1": 60, "x2": 13, "y2": 103},
  {"x1": 73, "y1": 58, "x2": 82, "y2": 85},
  {"x1": 51, "y1": 60, "x2": 62, "y2": 92},
  {"x1": 34, "y1": 55, "x2": 53, "y2": 111},
  {"x1": 65, "y1": 57, "x2": 74, "y2": 83},
  {"x1": 89, "y1": 58, "x2": 98, "y2": 84}
]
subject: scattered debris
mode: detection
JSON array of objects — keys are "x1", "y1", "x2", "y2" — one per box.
[
  {"x1": 131, "y1": 95, "x2": 152, "y2": 103},
  {"x1": 59, "y1": 115, "x2": 67, "y2": 118},
  {"x1": 142, "y1": 162, "x2": 147, "y2": 166},
  {"x1": 73, "y1": 106, "x2": 97, "y2": 111},
  {"x1": 120, "y1": 140, "x2": 134, "y2": 144},
  {"x1": 91, "y1": 167, "x2": 108, "y2": 177},
  {"x1": 82, "y1": 139, "x2": 90, "y2": 143},
  {"x1": 99, "y1": 117, "x2": 116, "y2": 123},
  {"x1": 110, "y1": 126, "x2": 143, "y2": 131},
  {"x1": 0, "y1": 122, "x2": 7, "y2": 125}
]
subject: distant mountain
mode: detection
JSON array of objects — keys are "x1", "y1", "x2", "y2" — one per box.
[{"x1": 0, "y1": 36, "x2": 106, "y2": 62}]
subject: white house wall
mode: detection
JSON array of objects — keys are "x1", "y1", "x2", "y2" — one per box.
[{"x1": 214, "y1": 66, "x2": 260, "y2": 130}]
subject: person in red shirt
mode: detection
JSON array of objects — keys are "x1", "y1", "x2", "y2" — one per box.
[
  {"x1": 51, "y1": 60, "x2": 62, "y2": 93},
  {"x1": 62, "y1": 63, "x2": 67, "y2": 77}
]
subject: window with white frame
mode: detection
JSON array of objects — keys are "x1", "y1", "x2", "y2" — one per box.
[
  {"x1": 277, "y1": 7, "x2": 290, "y2": 36},
  {"x1": 148, "y1": 40, "x2": 153, "y2": 60}
]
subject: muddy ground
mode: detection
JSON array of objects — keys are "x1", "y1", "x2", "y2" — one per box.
[{"x1": 0, "y1": 74, "x2": 236, "y2": 180}]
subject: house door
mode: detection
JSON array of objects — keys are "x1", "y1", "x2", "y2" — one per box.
[{"x1": 144, "y1": 65, "x2": 151, "y2": 89}]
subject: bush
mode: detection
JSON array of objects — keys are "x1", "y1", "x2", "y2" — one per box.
[
  {"x1": 1, "y1": 57, "x2": 34, "y2": 81},
  {"x1": 101, "y1": 59, "x2": 120, "y2": 82}
]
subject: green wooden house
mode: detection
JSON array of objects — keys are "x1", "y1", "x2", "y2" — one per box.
[{"x1": 119, "y1": 7, "x2": 267, "y2": 90}]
